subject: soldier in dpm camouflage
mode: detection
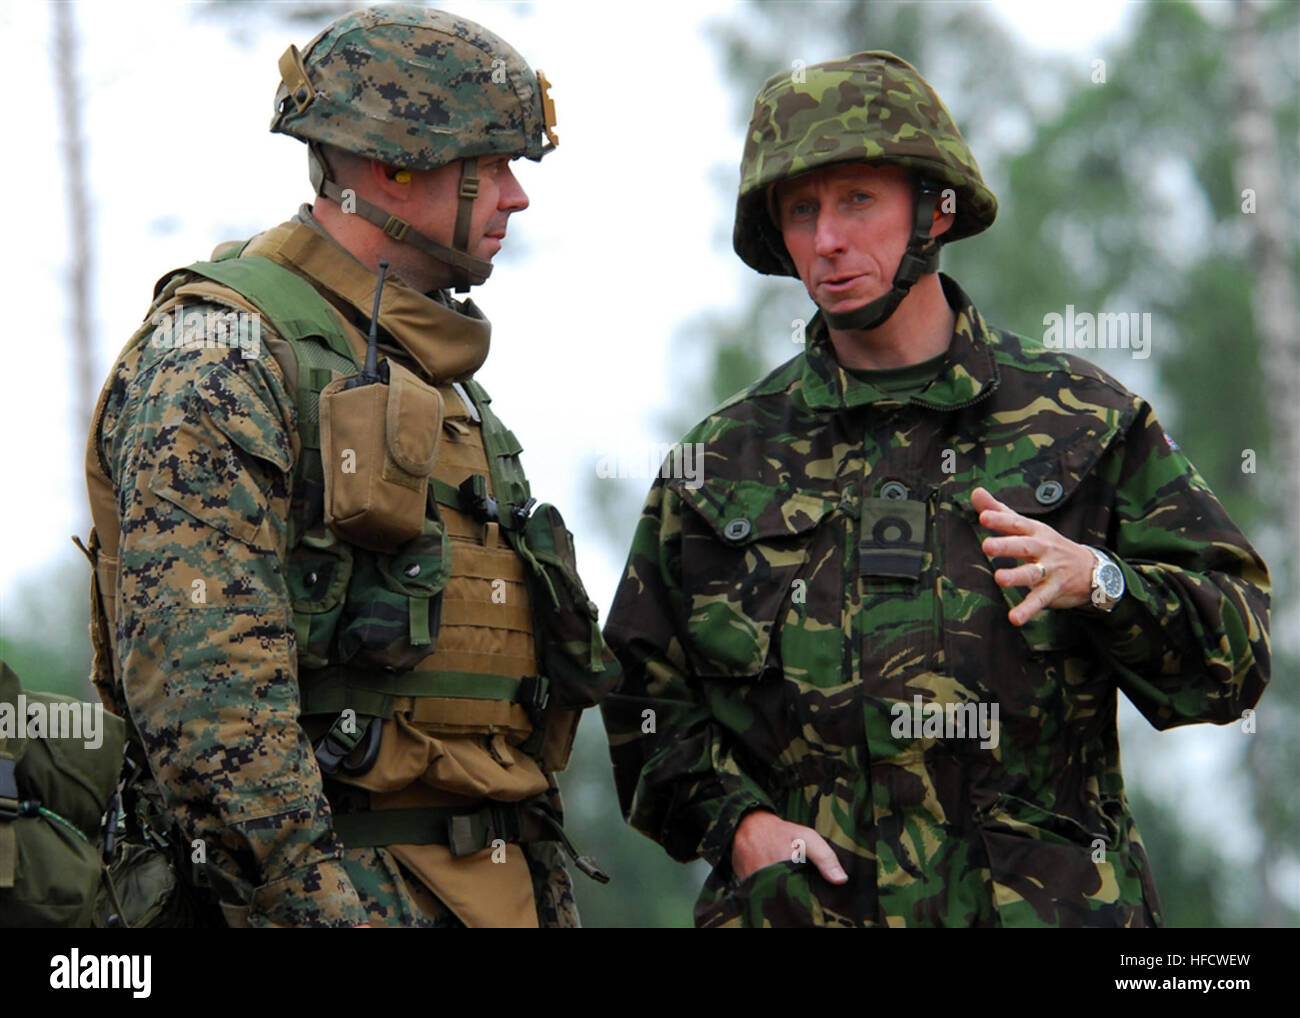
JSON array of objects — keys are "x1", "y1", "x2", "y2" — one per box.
[
  {"x1": 600, "y1": 52, "x2": 1270, "y2": 928},
  {"x1": 82, "y1": 5, "x2": 618, "y2": 928}
]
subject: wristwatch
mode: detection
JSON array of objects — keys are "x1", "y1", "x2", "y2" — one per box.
[{"x1": 1088, "y1": 547, "x2": 1125, "y2": 612}]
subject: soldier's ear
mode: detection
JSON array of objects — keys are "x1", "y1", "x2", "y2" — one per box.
[
  {"x1": 931, "y1": 206, "x2": 955, "y2": 240},
  {"x1": 371, "y1": 159, "x2": 410, "y2": 199}
]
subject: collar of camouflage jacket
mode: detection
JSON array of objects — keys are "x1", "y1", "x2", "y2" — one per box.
[
  {"x1": 800, "y1": 274, "x2": 1000, "y2": 412},
  {"x1": 241, "y1": 208, "x2": 491, "y2": 383}
]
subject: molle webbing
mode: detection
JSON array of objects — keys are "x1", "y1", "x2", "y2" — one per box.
[{"x1": 404, "y1": 381, "x2": 540, "y2": 726}]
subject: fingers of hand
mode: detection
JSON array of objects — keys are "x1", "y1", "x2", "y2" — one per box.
[
  {"x1": 970, "y1": 486, "x2": 1004, "y2": 514},
  {"x1": 1009, "y1": 564, "x2": 1071, "y2": 624},
  {"x1": 804, "y1": 830, "x2": 849, "y2": 884},
  {"x1": 982, "y1": 534, "x2": 1041, "y2": 561},
  {"x1": 979, "y1": 507, "x2": 1036, "y2": 538},
  {"x1": 994, "y1": 561, "x2": 1047, "y2": 589}
]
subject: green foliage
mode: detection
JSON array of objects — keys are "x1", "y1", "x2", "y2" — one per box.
[
  {"x1": 0, "y1": 560, "x2": 93, "y2": 701},
  {"x1": 563, "y1": 714, "x2": 706, "y2": 928}
]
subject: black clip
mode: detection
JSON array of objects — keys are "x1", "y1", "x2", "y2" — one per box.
[
  {"x1": 458, "y1": 474, "x2": 499, "y2": 523},
  {"x1": 314, "y1": 715, "x2": 382, "y2": 777},
  {"x1": 516, "y1": 675, "x2": 550, "y2": 728},
  {"x1": 339, "y1": 720, "x2": 383, "y2": 777},
  {"x1": 511, "y1": 497, "x2": 538, "y2": 527}
]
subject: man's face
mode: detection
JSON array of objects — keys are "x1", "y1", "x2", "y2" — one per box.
[
  {"x1": 410, "y1": 153, "x2": 529, "y2": 264},
  {"x1": 775, "y1": 163, "x2": 930, "y2": 314}
]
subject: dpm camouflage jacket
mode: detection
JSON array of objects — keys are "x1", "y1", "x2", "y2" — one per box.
[{"x1": 601, "y1": 275, "x2": 1270, "y2": 928}]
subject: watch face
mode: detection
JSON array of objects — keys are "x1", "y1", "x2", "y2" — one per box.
[{"x1": 1099, "y1": 562, "x2": 1124, "y2": 598}]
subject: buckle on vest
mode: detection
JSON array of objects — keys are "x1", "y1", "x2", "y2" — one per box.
[
  {"x1": 458, "y1": 474, "x2": 499, "y2": 523},
  {"x1": 516, "y1": 675, "x2": 550, "y2": 719},
  {"x1": 447, "y1": 803, "x2": 520, "y2": 858},
  {"x1": 314, "y1": 715, "x2": 383, "y2": 777},
  {"x1": 511, "y1": 497, "x2": 538, "y2": 527}
]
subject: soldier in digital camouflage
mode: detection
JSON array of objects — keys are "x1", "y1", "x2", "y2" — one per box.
[
  {"x1": 82, "y1": 5, "x2": 618, "y2": 928},
  {"x1": 600, "y1": 52, "x2": 1270, "y2": 928}
]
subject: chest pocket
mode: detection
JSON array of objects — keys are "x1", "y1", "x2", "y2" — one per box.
[
  {"x1": 946, "y1": 464, "x2": 1105, "y2": 657},
  {"x1": 677, "y1": 479, "x2": 842, "y2": 681}
]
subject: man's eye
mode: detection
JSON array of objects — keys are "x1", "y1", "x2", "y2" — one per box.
[
  {"x1": 789, "y1": 200, "x2": 815, "y2": 217},
  {"x1": 850, "y1": 191, "x2": 872, "y2": 204}
]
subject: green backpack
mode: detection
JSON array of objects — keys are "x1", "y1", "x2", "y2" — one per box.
[{"x1": 0, "y1": 660, "x2": 125, "y2": 927}]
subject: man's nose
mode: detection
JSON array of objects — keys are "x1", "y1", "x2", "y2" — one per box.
[
  {"x1": 500, "y1": 165, "x2": 529, "y2": 213},
  {"x1": 812, "y1": 207, "x2": 846, "y2": 257}
]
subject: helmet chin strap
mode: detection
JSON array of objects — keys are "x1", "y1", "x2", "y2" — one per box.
[
  {"x1": 309, "y1": 143, "x2": 492, "y2": 293},
  {"x1": 820, "y1": 179, "x2": 943, "y2": 332}
]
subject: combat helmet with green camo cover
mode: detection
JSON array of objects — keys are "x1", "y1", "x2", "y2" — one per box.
[
  {"x1": 733, "y1": 51, "x2": 997, "y2": 329},
  {"x1": 270, "y1": 4, "x2": 559, "y2": 291}
]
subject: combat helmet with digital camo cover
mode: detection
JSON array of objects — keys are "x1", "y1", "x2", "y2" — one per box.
[{"x1": 271, "y1": 4, "x2": 558, "y2": 291}]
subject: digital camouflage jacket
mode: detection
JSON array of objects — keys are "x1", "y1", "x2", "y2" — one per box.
[
  {"x1": 602, "y1": 275, "x2": 1270, "y2": 928},
  {"x1": 85, "y1": 212, "x2": 615, "y2": 927}
]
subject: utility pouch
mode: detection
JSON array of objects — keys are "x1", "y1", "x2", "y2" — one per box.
[
  {"x1": 538, "y1": 707, "x2": 582, "y2": 774},
  {"x1": 338, "y1": 518, "x2": 452, "y2": 671},
  {"x1": 0, "y1": 661, "x2": 126, "y2": 928},
  {"x1": 516, "y1": 504, "x2": 621, "y2": 710},
  {"x1": 319, "y1": 360, "x2": 444, "y2": 554},
  {"x1": 94, "y1": 761, "x2": 223, "y2": 928}
]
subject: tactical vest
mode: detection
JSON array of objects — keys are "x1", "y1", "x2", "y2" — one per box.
[{"x1": 86, "y1": 243, "x2": 618, "y2": 914}]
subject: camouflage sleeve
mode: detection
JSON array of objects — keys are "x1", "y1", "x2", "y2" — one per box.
[
  {"x1": 601, "y1": 478, "x2": 777, "y2": 871},
  {"x1": 103, "y1": 313, "x2": 365, "y2": 927},
  {"x1": 1081, "y1": 399, "x2": 1270, "y2": 729}
]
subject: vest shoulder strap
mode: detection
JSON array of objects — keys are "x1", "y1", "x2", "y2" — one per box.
[
  {"x1": 182, "y1": 254, "x2": 359, "y2": 369},
  {"x1": 175, "y1": 254, "x2": 360, "y2": 453},
  {"x1": 459, "y1": 378, "x2": 531, "y2": 510}
]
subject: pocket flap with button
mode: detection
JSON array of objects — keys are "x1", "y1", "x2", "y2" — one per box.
[
  {"x1": 677, "y1": 479, "x2": 841, "y2": 679},
  {"x1": 952, "y1": 440, "x2": 1113, "y2": 652},
  {"x1": 677, "y1": 478, "x2": 838, "y2": 545}
]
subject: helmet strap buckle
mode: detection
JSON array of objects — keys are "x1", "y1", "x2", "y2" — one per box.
[
  {"x1": 382, "y1": 216, "x2": 411, "y2": 242},
  {"x1": 450, "y1": 158, "x2": 481, "y2": 294}
]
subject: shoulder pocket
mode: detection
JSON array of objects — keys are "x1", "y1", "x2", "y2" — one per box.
[
  {"x1": 677, "y1": 479, "x2": 841, "y2": 679},
  {"x1": 144, "y1": 367, "x2": 292, "y2": 554}
]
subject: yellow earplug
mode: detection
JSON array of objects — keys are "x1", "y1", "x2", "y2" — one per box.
[{"x1": 394, "y1": 170, "x2": 411, "y2": 183}]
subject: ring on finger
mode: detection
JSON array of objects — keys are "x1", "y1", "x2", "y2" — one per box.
[{"x1": 1033, "y1": 562, "x2": 1047, "y2": 583}]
